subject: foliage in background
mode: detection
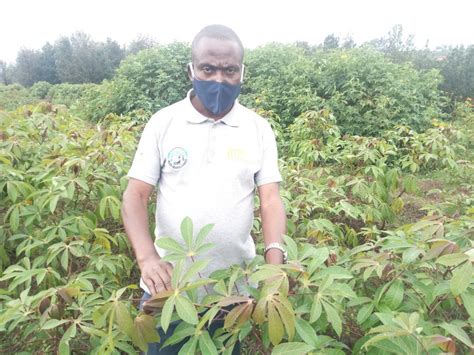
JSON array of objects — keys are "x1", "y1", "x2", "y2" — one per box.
[
  {"x1": 2, "y1": 25, "x2": 472, "y2": 100},
  {"x1": 4, "y1": 32, "x2": 125, "y2": 87},
  {"x1": 32, "y1": 42, "x2": 444, "y2": 135},
  {"x1": 242, "y1": 45, "x2": 444, "y2": 135},
  {"x1": 77, "y1": 43, "x2": 191, "y2": 122},
  {"x1": 0, "y1": 84, "x2": 35, "y2": 111}
]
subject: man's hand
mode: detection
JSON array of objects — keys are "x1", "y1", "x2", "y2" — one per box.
[
  {"x1": 122, "y1": 178, "x2": 173, "y2": 295},
  {"x1": 139, "y1": 255, "x2": 174, "y2": 295}
]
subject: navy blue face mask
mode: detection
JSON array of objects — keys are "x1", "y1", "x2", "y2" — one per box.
[{"x1": 189, "y1": 63, "x2": 244, "y2": 116}]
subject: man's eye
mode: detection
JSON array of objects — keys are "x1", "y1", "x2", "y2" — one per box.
[
  {"x1": 226, "y1": 68, "x2": 236, "y2": 74},
  {"x1": 203, "y1": 66, "x2": 213, "y2": 73}
]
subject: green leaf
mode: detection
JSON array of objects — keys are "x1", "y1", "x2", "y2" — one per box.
[
  {"x1": 49, "y1": 195, "x2": 59, "y2": 213},
  {"x1": 357, "y1": 303, "x2": 374, "y2": 324},
  {"x1": 9, "y1": 207, "x2": 19, "y2": 232},
  {"x1": 58, "y1": 324, "x2": 76, "y2": 355},
  {"x1": 311, "y1": 218, "x2": 335, "y2": 233},
  {"x1": 253, "y1": 298, "x2": 266, "y2": 325},
  {"x1": 439, "y1": 322, "x2": 473, "y2": 348},
  {"x1": 99, "y1": 197, "x2": 107, "y2": 219},
  {"x1": 307, "y1": 247, "x2": 329, "y2": 275},
  {"x1": 268, "y1": 302, "x2": 284, "y2": 345},
  {"x1": 382, "y1": 279, "x2": 404, "y2": 310},
  {"x1": 402, "y1": 248, "x2": 423, "y2": 264},
  {"x1": 175, "y1": 295, "x2": 198, "y2": 325},
  {"x1": 249, "y1": 267, "x2": 281, "y2": 283},
  {"x1": 322, "y1": 301, "x2": 342, "y2": 336},
  {"x1": 172, "y1": 259, "x2": 185, "y2": 290},
  {"x1": 195, "y1": 223, "x2": 214, "y2": 246},
  {"x1": 460, "y1": 291, "x2": 474, "y2": 319},
  {"x1": 178, "y1": 337, "x2": 198, "y2": 355},
  {"x1": 295, "y1": 318, "x2": 318, "y2": 347},
  {"x1": 114, "y1": 301, "x2": 134, "y2": 338},
  {"x1": 162, "y1": 325, "x2": 194, "y2": 348},
  {"x1": 450, "y1": 261, "x2": 473, "y2": 296},
  {"x1": 7, "y1": 182, "x2": 18, "y2": 202},
  {"x1": 180, "y1": 217, "x2": 193, "y2": 246},
  {"x1": 198, "y1": 330, "x2": 218, "y2": 355},
  {"x1": 329, "y1": 283, "x2": 357, "y2": 299},
  {"x1": 79, "y1": 325, "x2": 107, "y2": 337},
  {"x1": 58, "y1": 340, "x2": 69, "y2": 355},
  {"x1": 436, "y1": 253, "x2": 469, "y2": 267},
  {"x1": 181, "y1": 259, "x2": 209, "y2": 285},
  {"x1": 309, "y1": 295, "x2": 322, "y2": 323},
  {"x1": 181, "y1": 278, "x2": 216, "y2": 292},
  {"x1": 194, "y1": 242, "x2": 216, "y2": 255},
  {"x1": 75, "y1": 178, "x2": 89, "y2": 191},
  {"x1": 60, "y1": 250, "x2": 69, "y2": 271},
  {"x1": 283, "y1": 235, "x2": 298, "y2": 261},
  {"x1": 271, "y1": 342, "x2": 314, "y2": 354},
  {"x1": 161, "y1": 295, "x2": 175, "y2": 333},
  {"x1": 41, "y1": 318, "x2": 68, "y2": 330},
  {"x1": 317, "y1": 266, "x2": 353, "y2": 280},
  {"x1": 155, "y1": 237, "x2": 185, "y2": 253},
  {"x1": 274, "y1": 297, "x2": 295, "y2": 340}
]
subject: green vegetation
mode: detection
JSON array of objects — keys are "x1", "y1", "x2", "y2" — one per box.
[{"x1": 0, "y1": 36, "x2": 473, "y2": 354}]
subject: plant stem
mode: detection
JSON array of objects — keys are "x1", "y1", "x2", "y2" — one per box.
[{"x1": 190, "y1": 255, "x2": 210, "y2": 295}]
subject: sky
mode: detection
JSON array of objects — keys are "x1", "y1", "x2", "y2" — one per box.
[{"x1": 1, "y1": 0, "x2": 473, "y2": 64}]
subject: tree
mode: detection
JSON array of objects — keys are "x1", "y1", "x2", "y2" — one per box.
[
  {"x1": 0, "y1": 60, "x2": 10, "y2": 85},
  {"x1": 367, "y1": 24, "x2": 415, "y2": 63},
  {"x1": 53, "y1": 36, "x2": 75, "y2": 83},
  {"x1": 13, "y1": 48, "x2": 42, "y2": 86},
  {"x1": 341, "y1": 35, "x2": 356, "y2": 49},
  {"x1": 54, "y1": 32, "x2": 124, "y2": 84},
  {"x1": 38, "y1": 43, "x2": 59, "y2": 84},
  {"x1": 440, "y1": 45, "x2": 474, "y2": 99},
  {"x1": 100, "y1": 38, "x2": 125, "y2": 78},
  {"x1": 127, "y1": 35, "x2": 158, "y2": 55},
  {"x1": 323, "y1": 34, "x2": 339, "y2": 49}
]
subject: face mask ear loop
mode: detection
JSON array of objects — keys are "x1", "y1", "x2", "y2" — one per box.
[
  {"x1": 188, "y1": 62, "x2": 196, "y2": 80},
  {"x1": 240, "y1": 64, "x2": 245, "y2": 83}
]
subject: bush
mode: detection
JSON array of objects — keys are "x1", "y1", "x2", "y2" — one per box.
[
  {"x1": 241, "y1": 45, "x2": 446, "y2": 135},
  {"x1": 30, "y1": 81, "x2": 53, "y2": 100},
  {"x1": 47, "y1": 83, "x2": 97, "y2": 108},
  {"x1": 0, "y1": 84, "x2": 34, "y2": 111}
]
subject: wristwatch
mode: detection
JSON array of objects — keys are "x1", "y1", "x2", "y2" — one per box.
[{"x1": 264, "y1": 243, "x2": 288, "y2": 264}]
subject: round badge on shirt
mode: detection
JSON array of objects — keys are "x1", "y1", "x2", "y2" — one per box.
[{"x1": 167, "y1": 147, "x2": 188, "y2": 169}]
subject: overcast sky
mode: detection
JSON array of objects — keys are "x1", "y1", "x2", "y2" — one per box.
[{"x1": 1, "y1": 0, "x2": 473, "y2": 63}]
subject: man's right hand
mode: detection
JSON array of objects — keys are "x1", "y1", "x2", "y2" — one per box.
[{"x1": 138, "y1": 255, "x2": 174, "y2": 295}]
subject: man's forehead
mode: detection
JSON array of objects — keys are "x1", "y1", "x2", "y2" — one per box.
[{"x1": 193, "y1": 37, "x2": 242, "y2": 63}]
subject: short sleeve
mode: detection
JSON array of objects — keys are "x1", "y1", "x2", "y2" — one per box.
[
  {"x1": 127, "y1": 119, "x2": 161, "y2": 186},
  {"x1": 255, "y1": 121, "x2": 282, "y2": 186}
]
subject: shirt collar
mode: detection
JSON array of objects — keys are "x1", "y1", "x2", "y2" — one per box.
[{"x1": 185, "y1": 89, "x2": 240, "y2": 127}]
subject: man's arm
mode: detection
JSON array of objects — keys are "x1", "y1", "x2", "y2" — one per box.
[
  {"x1": 121, "y1": 178, "x2": 173, "y2": 295},
  {"x1": 258, "y1": 182, "x2": 286, "y2": 264}
]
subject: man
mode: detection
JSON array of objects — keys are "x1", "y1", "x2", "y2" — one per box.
[{"x1": 121, "y1": 24, "x2": 286, "y2": 353}]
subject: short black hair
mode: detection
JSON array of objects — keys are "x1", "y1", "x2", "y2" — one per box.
[{"x1": 191, "y1": 24, "x2": 244, "y2": 62}]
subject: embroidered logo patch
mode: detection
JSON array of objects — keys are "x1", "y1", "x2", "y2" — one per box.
[{"x1": 167, "y1": 147, "x2": 188, "y2": 169}]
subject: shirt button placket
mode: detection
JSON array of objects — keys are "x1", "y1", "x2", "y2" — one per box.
[{"x1": 208, "y1": 121, "x2": 217, "y2": 163}]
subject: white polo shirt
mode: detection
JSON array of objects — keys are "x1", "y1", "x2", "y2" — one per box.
[{"x1": 127, "y1": 91, "x2": 282, "y2": 294}]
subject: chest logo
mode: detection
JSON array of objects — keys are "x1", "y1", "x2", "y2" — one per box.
[{"x1": 167, "y1": 147, "x2": 188, "y2": 169}]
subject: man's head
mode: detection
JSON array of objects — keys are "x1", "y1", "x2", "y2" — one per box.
[
  {"x1": 188, "y1": 25, "x2": 244, "y2": 118},
  {"x1": 191, "y1": 24, "x2": 244, "y2": 64}
]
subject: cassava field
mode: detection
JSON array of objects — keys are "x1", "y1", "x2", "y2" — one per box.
[{"x1": 0, "y1": 43, "x2": 473, "y2": 354}]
